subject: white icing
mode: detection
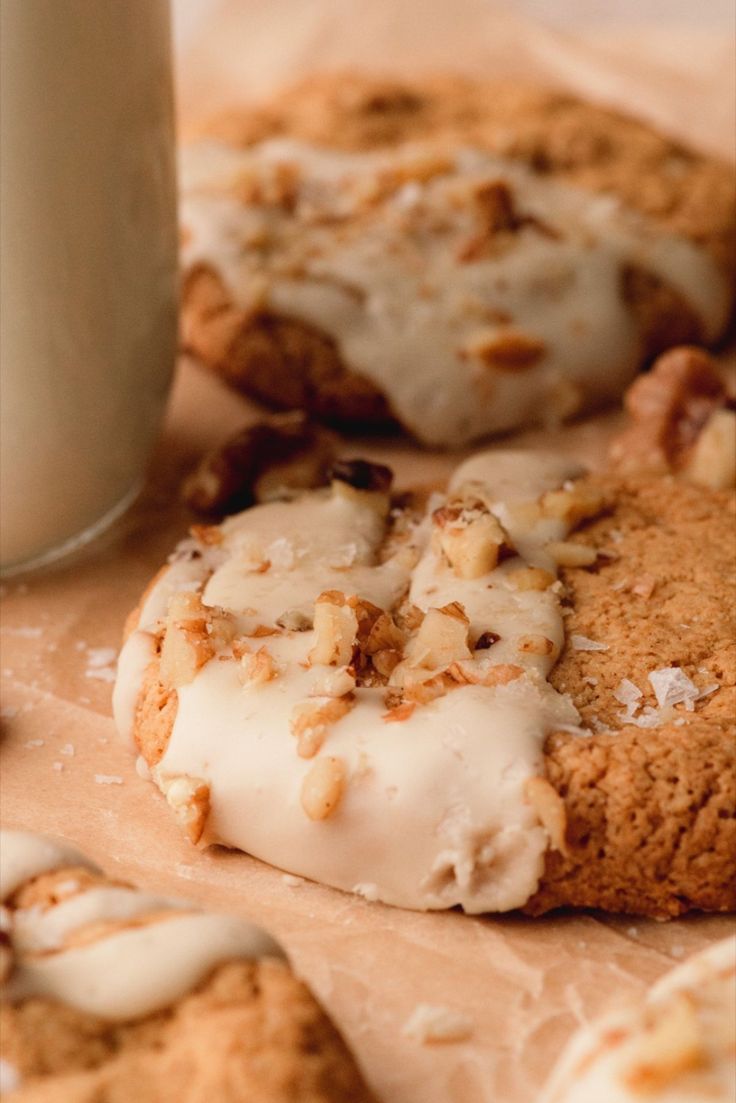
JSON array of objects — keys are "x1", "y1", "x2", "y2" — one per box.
[
  {"x1": 0, "y1": 830, "x2": 96, "y2": 901},
  {"x1": 116, "y1": 450, "x2": 588, "y2": 913},
  {"x1": 0, "y1": 830, "x2": 284, "y2": 1021},
  {"x1": 6, "y1": 912, "x2": 280, "y2": 1021},
  {"x1": 539, "y1": 937, "x2": 736, "y2": 1103},
  {"x1": 180, "y1": 140, "x2": 730, "y2": 447}
]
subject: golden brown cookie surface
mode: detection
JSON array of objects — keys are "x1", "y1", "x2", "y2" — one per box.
[{"x1": 531, "y1": 472, "x2": 736, "y2": 916}]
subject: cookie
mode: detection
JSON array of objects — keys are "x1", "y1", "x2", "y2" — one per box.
[
  {"x1": 539, "y1": 936, "x2": 736, "y2": 1102},
  {"x1": 179, "y1": 75, "x2": 735, "y2": 446},
  {"x1": 114, "y1": 450, "x2": 735, "y2": 918},
  {"x1": 0, "y1": 830, "x2": 372, "y2": 1102}
]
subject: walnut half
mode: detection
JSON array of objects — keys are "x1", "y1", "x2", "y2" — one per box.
[
  {"x1": 181, "y1": 411, "x2": 338, "y2": 516},
  {"x1": 609, "y1": 346, "x2": 734, "y2": 487}
]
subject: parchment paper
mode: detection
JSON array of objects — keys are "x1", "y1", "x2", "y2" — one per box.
[{"x1": 1, "y1": 5, "x2": 734, "y2": 1101}]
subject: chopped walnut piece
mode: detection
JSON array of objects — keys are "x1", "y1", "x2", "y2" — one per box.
[
  {"x1": 363, "y1": 612, "x2": 406, "y2": 655},
  {"x1": 541, "y1": 484, "x2": 606, "y2": 527},
  {"x1": 301, "y1": 756, "x2": 346, "y2": 820},
  {"x1": 434, "y1": 497, "x2": 512, "y2": 579},
  {"x1": 507, "y1": 566, "x2": 556, "y2": 591},
  {"x1": 290, "y1": 695, "x2": 355, "y2": 758},
  {"x1": 462, "y1": 329, "x2": 546, "y2": 373},
  {"x1": 238, "y1": 646, "x2": 278, "y2": 687},
  {"x1": 371, "y1": 648, "x2": 403, "y2": 678},
  {"x1": 546, "y1": 541, "x2": 598, "y2": 568},
  {"x1": 623, "y1": 995, "x2": 703, "y2": 1093},
  {"x1": 160, "y1": 775, "x2": 210, "y2": 845},
  {"x1": 686, "y1": 408, "x2": 736, "y2": 489},
  {"x1": 525, "y1": 776, "x2": 568, "y2": 856},
  {"x1": 311, "y1": 666, "x2": 356, "y2": 698},
  {"x1": 609, "y1": 346, "x2": 730, "y2": 480},
  {"x1": 310, "y1": 591, "x2": 358, "y2": 666},
  {"x1": 181, "y1": 410, "x2": 338, "y2": 517},
  {"x1": 395, "y1": 602, "x2": 425, "y2": 632},
  {"x1": 456, "y1": 179, "x2": 557, "y2": 262},
  {"x1": 159, "y1": 593, "x2": 235, "y2": 688},
  {"x1": 402, "y1": 672, "x2": 455, "y2": 705},
  {"x1": 399, "y1": 604, "x2": 471, "y2": 673}
]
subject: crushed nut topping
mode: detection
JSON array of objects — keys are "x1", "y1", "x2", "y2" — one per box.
[
  {"x1": 290, "y1": 696, "x2": 355, "y2": 758},
  {"x1": 433, "y1": 497, "x2": 513, "y2": 579},
  {"x1": 462, "y1": 329, "x2": 547, "y2": 373},
  {"x1": 310, "y1": 592, "x2": 359, "y2": 667},
  {"x1": 540, "y1": 484, "x2": 606, "y2": 527},
  {"x1": 159, "y1": 775, "x2": 211, "y2": 846},
  {"x1": 159, "y1": 593, "x2": 235, "y2": 688},
  {"x1": 301, "y1": 756, "x2": 347, "y2": 820},
  {"x1": 237, "y1": 646, "x2": 278, "y2": 687},
  {"x1": 546, "y1": 541, "x2": 598, "y2": 568},
  {"x1": 507, "y1": 566, "x2": 556, "y2": 591},
  {"x1": 181, "y1": 410, "x2": 338, "y2": 516},
  {"x1": 396, "y1": 604, "x2": 471, "y2": 674}
]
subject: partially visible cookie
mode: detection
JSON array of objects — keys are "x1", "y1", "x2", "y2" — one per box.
[
  {"x1": 180, "y1": 75, "x2": 734, "y2": 445},
  {"x1": 115, "y1": 449, "x2": 735, "y2": 918},
  {"x1": 0, "y1": 830, "x2": 372, "y2": 1102},
  {"x1": 539, "y1": 936, "x2": 736, "y2": 1103}
]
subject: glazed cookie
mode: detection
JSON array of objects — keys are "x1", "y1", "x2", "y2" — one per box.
[
  {"x1": 0, "y1": 830, "x2": 372, "y2": 1102},
  {"x1": 539, "y1": 936, "x2": 736, "y2": 1102},
  {"x1": 179, "y1": 75, "x2": 735, "y2": 445},
  {"x1": 114, "y1": 450, "x2": 736, "y2": 918}
]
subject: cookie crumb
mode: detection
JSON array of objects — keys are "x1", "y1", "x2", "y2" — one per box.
[{"x1": 94, "y1": 774, "x2": 124, "y2": 786}]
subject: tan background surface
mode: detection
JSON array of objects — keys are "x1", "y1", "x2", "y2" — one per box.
[{"x1": 1, "y1": 3, "x2": 735, "y2": 1101}]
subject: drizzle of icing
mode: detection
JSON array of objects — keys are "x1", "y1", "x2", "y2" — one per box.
[
  {"x1": 115, "y1": 450, "x2": 591, "y2": 913},
  {"x1": 180, "y1": 140, "x2": 730, "y2": 446},
  {"x1": 0, "y1": 830, "x2": 284, "y2": 1020},
  {"x1": 539, "y1": 937, "x2": 736, "y2": 1103}
]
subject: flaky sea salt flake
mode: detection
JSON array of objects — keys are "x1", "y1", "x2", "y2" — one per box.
[
  {"x1": 570, "y1": 635, "x2": 608, "y2": 652},
  {"x1": 648, "y1": 667, "x2": 699, "y2": 711}
]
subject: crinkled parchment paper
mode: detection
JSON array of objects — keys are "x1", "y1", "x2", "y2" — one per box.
[{"x1": 1, "y1": 5, "x2": 734, "y2": 1101}]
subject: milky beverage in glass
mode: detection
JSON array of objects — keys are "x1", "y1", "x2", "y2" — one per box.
[{"x1": 0, "y1": 0, "x2": 177, "y2": 573}]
